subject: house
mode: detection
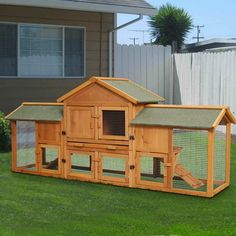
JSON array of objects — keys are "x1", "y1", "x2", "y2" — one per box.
[
  {"x1": 0, "y1": 0, "x2": 157, "y2": 113},
  {"x1": 182, "y1": 38, "x2": 236, "y2": 53},
  {"x1": 7, "y1": 76, "x2": 236, "y2": 197}
]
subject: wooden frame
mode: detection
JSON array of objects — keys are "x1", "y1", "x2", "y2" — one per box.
[
  {"x1": 98, "y1": 107, "x2": 129, "y2": 141},
  {"x1": 67, "y1": 150, "x2": 95, "y2": 180},
  {"x1": 98, "y1": 152, "x2": 129, "y2": 184},
  {"x1": 38, "y1": 144, "x2": 61, "y2": 175},
  {"x1": 135, "y1": 152, "x2": 168, "y2": 188}
]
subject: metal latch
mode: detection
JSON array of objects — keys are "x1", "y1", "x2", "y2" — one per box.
[
  {"x1": 62, "y1": 131, "x2": 66, "y2": 135},
  {"x1": 129, "y1": 135, "x2": 135, "y2": 140},
  {"x1": 130, "y1": 165, "x2": 135, "y2": 170}
]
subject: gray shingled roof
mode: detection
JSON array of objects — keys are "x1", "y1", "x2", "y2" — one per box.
[
  {"x1": 64, "y1": 0, "x2": 154, "y2": 9},
  {"x1": 104, "y1": 80, "x2": 165, "y2": 104},
  {"x1": 0, "y1": 0, "x2": 157, "y2": 16},
  {"x1": 7, "y1": 105, "x2": 63, "y2": 121},
  {"x1": 131, "y1": 108, "x2": 222, "y2": 129}
]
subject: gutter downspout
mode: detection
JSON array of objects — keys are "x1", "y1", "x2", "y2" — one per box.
[{"x1": 109, "y1": 14, "x2": 143, "y2": 77}]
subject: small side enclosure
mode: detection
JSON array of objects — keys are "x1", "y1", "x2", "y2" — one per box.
[{"x1": 7, "y1": 76, "x2": 236, "y2": 197}]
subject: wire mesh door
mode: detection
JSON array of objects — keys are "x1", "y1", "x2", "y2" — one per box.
[
  {"x1": 68, "y1": 150, "x2": 94, "y2": 179},
  {"x1": 136, "y1": 152, "x2": 167, "y2": 188},
  {"x1": 39, "y1": 145, "x2": 61, "y2": 173},
  {"x1": 98, "y1": 153, "x2": 129, "y2": 184}
]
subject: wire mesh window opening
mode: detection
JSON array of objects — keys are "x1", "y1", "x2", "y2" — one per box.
[
  {"x1": 173, "y1": 129, "x2": 208, "y2": 192},
  {"x1": 140, "y1": 156, "x2": 165, "y2": 184},
  {"x1": 16, "y1": 121, "x2": 36, "y2": 170},
  {"x1": 71, "y1": 153, "x2": 92, "y2": 175},
  {"x1": 214, "y1": 125, "x2": 226, "y2": 189},
  {"x1": 102, "y1": 110, "x2": 125, "y2": 136},
  {"x1": 101, "y1": 156, "x2": 127, "y2": 179},
  {"x1": 41, "y1": 147, "x2": 59, "y2": 171}
]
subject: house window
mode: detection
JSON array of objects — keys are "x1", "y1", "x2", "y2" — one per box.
[
  {"x1": 0, "y1": 23, "x2": 85, "y2": 77},
  {"x1": 0, "y1": 24, "x2": 17, "y2": 76}
]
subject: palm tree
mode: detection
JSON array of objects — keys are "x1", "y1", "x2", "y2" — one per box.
[{"x1": 149, "y1": 4, "x2": 192, "y2": 49}]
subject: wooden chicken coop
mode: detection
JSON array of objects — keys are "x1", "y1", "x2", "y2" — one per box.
[{"x1": 7, "y1": 76, "x2": 236, "y2": 197}]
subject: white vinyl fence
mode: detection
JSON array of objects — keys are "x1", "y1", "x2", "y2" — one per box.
[
  {"x1": 114, "y1": 44, "x2": 173, "y2": 103},
  {"x1": 173, "y1": 51, "x2": 236, "y2": 133}
]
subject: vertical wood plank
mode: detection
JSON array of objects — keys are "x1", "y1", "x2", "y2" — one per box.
[
  {"x1": 207, "y1": 128, "x2": 215, "y2": 197},
  {"x1": 225, "y1": 123, "x2": 231, "y2": 184},
  {"x1": 11, "y1": 121, "x2": 17, "y2": 171}
]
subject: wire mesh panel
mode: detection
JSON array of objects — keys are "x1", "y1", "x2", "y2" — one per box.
[
  {"x1": 173, "y1": 129, "x2": 208, "y2": 192},
  {"x1": 70, "y1": 153, "x2": 92, "y2": 175},
  {"x1": 139, "y1": 155, "x2": 165, "y2": 184},
  {"x1": 214, "y1": 125, "x2": 226, "y2": 189},
  {"x1": 41, "y1": 146, "x2": 59, "y2": 171},
  {"x1": 16, "y1": 121, "x2": 36, "y2": 171},
  {"x1": 100, "y1": 154, "x2": 127, "y2": 180}
]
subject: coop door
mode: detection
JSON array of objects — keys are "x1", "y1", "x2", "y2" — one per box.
[
  {"x1": 98, "y1": 107, "x2": 128, "y2": 140},
  {"x1": 68, "y1": 150, "x2": 94, "y2": 179},
  {"x1": 39, "y1": 145, "x2": 61, "y2": 174},
  {"x1": 136, "y1": 152, "x2": 167, "y2": 188},
  {"x1": 98, "y1": 153, "x2": 129, "y2": 184},
  {"x1": 67, "y1": 106, "x2": 95, "y2": 139}
]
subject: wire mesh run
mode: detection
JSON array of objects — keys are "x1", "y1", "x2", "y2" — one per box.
[
  {"x1": 16, "y1": 121, "x2": 36, "y2": 171},
  {"x1": 214, "y1": 125, "x2": 226, "y2": 189},
  {"x1": 140, "y1": 156, "x2": 165, "y2": 183},
  {"x1": 41, "y1": 147, "x2": 59, "y2": 170},
  {"x1": 71, "y1": 153, "x2": 92, "y2": 175},
  {"x1": 102, "y1": 155, "x2": 126, "y2": 179},
  {"x1": 173, "y1": 129, "x2": 208, "y2": 192}
]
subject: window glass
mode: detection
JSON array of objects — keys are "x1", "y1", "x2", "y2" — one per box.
[
  {"x1": 19, "y1": 25, "x2": 63, "y2": 76},
  {"x1": 65, "y1": 28, "x2": 85, "y2": 77},
  {"x1": 0, "y1": 24, "x2": 17, "y2": 76}
]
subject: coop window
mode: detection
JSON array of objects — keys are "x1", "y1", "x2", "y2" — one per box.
[
  {"x1": 102, "y1": 110, "x2": 126, "y2": 136},
  {"x1": 16, "y1": 121, "x2": 36, "y2": 171},
  {"x1": 70, "y1": 153, "x2": 92, "y2": 175},
  {"x1": 41, "y1": 146, "x2": 59, "y2": 171},
  {"x1": 140, "y1": 156, "x2": 165, "y2": 183},
  {"x1": 101, "y1": 155, "x2": 127, "y2": 180}
]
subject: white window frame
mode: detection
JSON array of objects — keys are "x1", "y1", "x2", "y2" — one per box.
[{"x1": 0, "y1": 22, "x2": 86, "y2": 78}]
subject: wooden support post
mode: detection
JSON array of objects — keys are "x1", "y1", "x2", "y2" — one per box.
[
  {"x1": 167, "y1": 129, "x2": 173, "y2": 189},
  {"x1": 225, "y1": 123, "x2": 231, "y2": 185},
  {"x1": 11, "y1": 121, "x2": 17, "y2": 171},
  {"x1": 207, "y1": 128, "x2": 215, "y2": 197}
]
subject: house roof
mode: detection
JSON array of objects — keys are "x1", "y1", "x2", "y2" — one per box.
[
  {"x1": 57, "y1": 77, "x2": 165, "y2": 104},
  {"x1": 6, "y1": 103, "x2": 63, "y2": 121},
  {"x1": 131, "y1": 105, "x2": 236, "y2": 129},
  {"x1": 0, "y1": 0, "x2": 158, "y2": 16}
]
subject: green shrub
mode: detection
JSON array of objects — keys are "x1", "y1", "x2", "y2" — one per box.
[{"x1": 0, "y1": 111, "x2": 11, "y2": 152}]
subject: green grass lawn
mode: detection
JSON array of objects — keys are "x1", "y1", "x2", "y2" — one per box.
[{"x1": 0, "y1": 146, "x2": 236, "y2": 236}]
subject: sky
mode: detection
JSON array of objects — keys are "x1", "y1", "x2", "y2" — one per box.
[{"x1": 117, "y1": 0, "x2": 236, "y2": 45}]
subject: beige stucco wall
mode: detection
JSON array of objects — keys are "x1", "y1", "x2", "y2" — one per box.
[{"x1": 0, "y1": 5, "x2": 114, "y2": 113}]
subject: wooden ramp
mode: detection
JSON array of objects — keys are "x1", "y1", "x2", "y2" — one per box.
[{"x1": 175, "y1": 164, "x2": 204, "y2": 189}]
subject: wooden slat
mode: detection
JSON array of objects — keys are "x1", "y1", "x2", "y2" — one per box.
[
  {"x1": 11, "y1": 121, "x2": 17, "y2": 171},
  {"x1": 145, "y1": 104, "x2": 227, "y2": 110},
  {"x1": 226, "y1": 123, "x2": 231, "y2": 184},
  {"x1": 207, "y1": 129, "x2": 215, "y2": 197},
  {"x1": 212, "y1": 109, "x2": 226, "y2": 127}
]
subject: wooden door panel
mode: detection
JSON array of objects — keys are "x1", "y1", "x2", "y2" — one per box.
[{"x1": 67, "y1": 106, "x2": 95, "y2": 139}]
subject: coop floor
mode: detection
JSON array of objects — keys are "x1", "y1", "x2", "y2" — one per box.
[{"x1": 0, "y1": 144, "x2": 236, "y2": 236}]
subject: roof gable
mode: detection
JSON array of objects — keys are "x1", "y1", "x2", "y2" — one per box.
[
  {"x1": 131, "y1": 105, "x2": 236, "y2": 129},
  {"x1": 57, "y1": 77, "x2": 165, "y2": 104}
]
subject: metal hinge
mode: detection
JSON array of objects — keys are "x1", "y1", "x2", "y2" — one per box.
[
  {"x1": 130, "y1": 165, "x2": 135, "y2": 170},
  {"x1": 62, "y1": 131, "x2": 66, "y2": 136},
  {"x1": 129, "y1": 135, "x2": 135, "y2": 141}
]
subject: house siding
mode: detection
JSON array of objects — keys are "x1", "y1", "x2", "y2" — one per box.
[{"x1": 0, "y1": 5, "x2": 114, "y2": 113}]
